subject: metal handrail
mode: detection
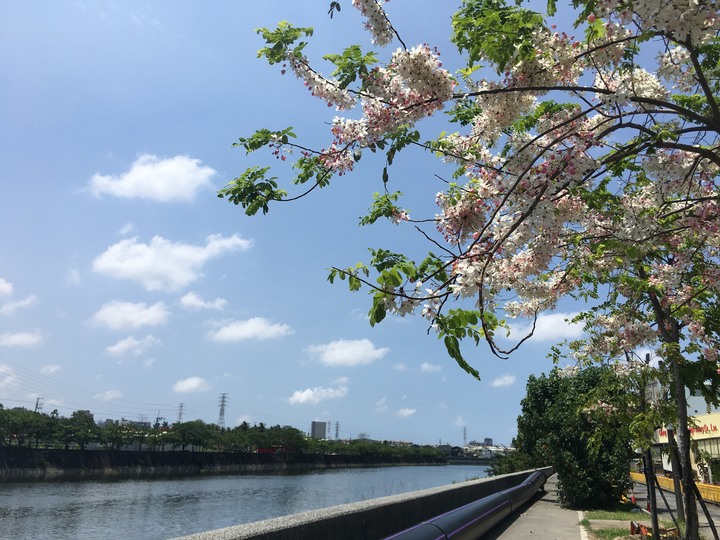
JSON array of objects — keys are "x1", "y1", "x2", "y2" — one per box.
[{"x1": 383, "y1": 468, "x2": 552, "y2": 540}]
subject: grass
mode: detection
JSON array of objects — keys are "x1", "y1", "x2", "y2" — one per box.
[
  {"x1": 579, "y1": 521, "x2": 630, "y2": 540},
  {"x1": 585, "y1": 504, "x2": 646, "y2": 522},
  {"x1": 580, "y1": 500, "x2": 679, "y2": 539}
]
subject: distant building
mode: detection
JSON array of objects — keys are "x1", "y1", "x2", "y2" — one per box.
[{"x1": 311, "y1": 421, "x2": 327, "y2": 439}]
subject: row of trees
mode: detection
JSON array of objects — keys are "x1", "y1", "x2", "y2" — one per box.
[
  {"x1": 0, "y1": 405, "x2": 445, "y2": 459},
  {"x1": 222, "y1": 1, "x2": 720, "y2": 538}
]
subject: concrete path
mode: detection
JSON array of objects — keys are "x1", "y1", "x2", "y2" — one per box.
[{"x1": 484, "y1": 475, "x2": 588, "y2": 540}]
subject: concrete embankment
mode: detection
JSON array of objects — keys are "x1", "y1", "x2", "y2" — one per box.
[
  {"x1": 172, "y1": 468, "x2": 554, "y2": 540},
  {"x1": 0, "y1": 448, "x2": 445, "y2": 482}
]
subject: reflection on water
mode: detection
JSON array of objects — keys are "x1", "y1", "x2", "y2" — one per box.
[{"x1": 1, "y1": 464, "x2": 489, "y2": 539}]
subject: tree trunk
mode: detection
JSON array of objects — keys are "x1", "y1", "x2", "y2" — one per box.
[{"x1": 673, "y1": 356, "x2": 700, "y2": 540}]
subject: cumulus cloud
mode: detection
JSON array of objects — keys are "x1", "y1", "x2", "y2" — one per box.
[
  {"x1": 305, "y1": 339, "x2": 389, "y2": 367},
  {"x1": 207, "y1": 317, "x2": 293, "y2": 342},
  {"x1": 180, "y1": 291, "x2": 227, "y2": 311},
  {"x1": 288, "y1": 381, "x2": 349, "y2": 405},
  {"x1": 505, "y1": 311, "x2": 583, "y2": 342},
  {"x1": 454, "y1": 415, "x2": 466, "y2": 427},
  {"x1": 91, "y1": 301, "x2": 169, "y2": 330},
  {"x1": 173, "y1": 376, "x2": 210, "y2": 393},
  {"x1": 95, "y1": 390, "x2": 123, "y2": 401},
  {"x1": 397, "y1": 408, "x2": 416, "y2": 418},
  {"x1": 0, "y1": 294, "x2": 38, "y2": 316},
  {"x1": 392, "y1": 363, "x2": 408, "y2": 371},
  {"x1": 90, "y1": 154, "x2": 216, "y2": 202},
  {"x1": 106, "y1": 335, "x2": 161, "y2": 357},
  {"x1": 40, "y1": 364, "x2": 61, "y2": 375},
  {"x1": 0, "y1": 331, "x2": 42, "y2": 347},
  {"x1": 420, "y1": 362, "x2": 442, "y2": 373},
  {"x1": 0, "y1": 278, "x2": 12, "y2": 296},
  {"x1": 93, "y1": 234, "x2": 251, "y2": 292},
  {"x1": 491, "y1": 374, "x2": 517, "y2": 388}
]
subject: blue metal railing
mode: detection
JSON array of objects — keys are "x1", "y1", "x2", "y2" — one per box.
[{"x1": 383, "y1": 469, "x2": 550, "y2": 540}]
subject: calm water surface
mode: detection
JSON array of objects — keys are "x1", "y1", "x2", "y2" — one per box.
[{"x1": 0, "y1": 464, "x2": 489, "y2": 539}]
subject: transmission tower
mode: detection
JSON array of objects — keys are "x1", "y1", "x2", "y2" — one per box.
[
  {"x1": 335, "y1": 421, "x2": 340, "y2": 440},
  {"x1": 463, "y1": 426, "x2": 467, "y2": 447},
  {"x1": 217, "y1": 393, "x2": 228, "y2": 428},
  {"x1": 176, "y1": 402, "x2": 184, "y2": 423}
]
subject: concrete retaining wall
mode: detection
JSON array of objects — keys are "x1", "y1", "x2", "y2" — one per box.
[
  {"x1": 0, "y1": 448, "x2": 445, "y2": 482},
  {"x1": 171, "y1": 467, "x2": 553, "y2": 540}
]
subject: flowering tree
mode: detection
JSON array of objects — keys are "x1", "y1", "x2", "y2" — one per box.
[
  {"x1": 514, "y1": 366, "x2": 637, "y2": 508},
  {"x1": 220, "y1": 1, "x2": 720, "y2": 536}
]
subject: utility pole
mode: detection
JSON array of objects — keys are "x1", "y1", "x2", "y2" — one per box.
[
  {"x1": 34, "y1": 397, "x2": 43, "y2": 413},
  {"x1": 217, "y1": 393, "x2": 228, "y2": 428},
  {"x1": 463, "y1": 426, "x2": 467, "y2": 448},
  {"x1": 177, "y1": 402, "x2": 184, "y2": 424}
]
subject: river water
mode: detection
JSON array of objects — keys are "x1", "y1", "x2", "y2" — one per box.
[{"x1": 1, "y1": 464, "x2": 489, "y2": 539}]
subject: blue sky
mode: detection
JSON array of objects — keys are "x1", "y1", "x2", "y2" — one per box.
[{"x1": 0, "y1": 1, "x2": 583, "y2": 446}]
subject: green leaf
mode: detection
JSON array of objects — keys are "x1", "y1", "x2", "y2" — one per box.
[{"x1": 443, "y1": 336, "x2": 481, "y2": 380}]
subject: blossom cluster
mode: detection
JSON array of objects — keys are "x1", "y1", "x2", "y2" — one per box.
[
  {"x1": 285, "y1": 54, "x2": 356, "y2": 110},
  {"x1": 330, "y1": 44, "x2": 455, "y2": 153},
  {"x1": 594, "y1": 0, "x2": 720, "y2": 44},
  {"x1": 352, "y1": 0, "x2": 394, "y2": 46}
]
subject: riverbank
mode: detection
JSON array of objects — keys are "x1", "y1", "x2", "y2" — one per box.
[{"x1": 0, "y1": 447, "x2": 447, "y2": 482}]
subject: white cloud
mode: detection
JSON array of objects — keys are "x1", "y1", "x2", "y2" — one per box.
[
  {"x1": 0, "y1": 365, "x2": 18, "y2": 387},
  {"x1": 207, "y1": 317, "x2": 293, "y2": 342},
  {"x1": 375, "y1": 397, "x2": 388, "y2": 412},
  {"x1": 40, "y1": 364, "x2": 61, "y2": 375},
  {"x1": 173, "y1": 376, "x2": 210, "y2": 393},
  {"x1": 305, "y1": 339, "x2": 389, "y2": 367},
  {"x1": 288, "y1": 382, "x2": 349, "y2": 405},
  {"x1": 393, "y1": 362, "x2": 408, "y2": 371},
  {"x1": 0, "y1": 331, "x2": 42, "y2": 347},
  {"x1": 420, "y1": 362, "x2": 442, "y2": 373},
  {"x1": 119, "y1": 222, "x2": 136, "y2": 236},
  {"x1": 0, "y1": 294, "x2": 38, "y2": 316},
  {"x1": 505, "y1": 311, "x2": 583, "y2": 342},
  {"x1": 180, "y1": 291, "x2": 227, "y2": 311},
  {"x1": 454, "y1": 415, "x2": 466, "y2": 427},
  {"x1": 95, "y1": 390, "x2": 123, "y2": 401},
  {"x1": 106, "y1": 335, "x2": 161, "y2": 357},
  {"x1": 93, "y1": 234, "x2": 251, "y2": 292},
  {"x1": 0, "y1": 278, "x2": 13, "y2": 296},
  {"x1": 90, "y1": 154, "x2": 216, "y2": 202},
  {"x1": 142, "y1": 357, "x2": 156, "y2": 368},
  {"x1": 491, "y1": 374, "x2": 517, "y2": 388},
  {"x1": 397, "y1": 408, "x2": 416, "y2": 418},
  {"x1": 91, "y1": 301, "x2": 169, "y2": 330}
]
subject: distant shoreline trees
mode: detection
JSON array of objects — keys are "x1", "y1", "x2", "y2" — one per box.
[{"x1": 0, "y1": 404, "x2": 445, "y2": 460}]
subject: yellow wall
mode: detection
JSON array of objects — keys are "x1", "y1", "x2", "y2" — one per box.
[{"x1": 631, "y1": 472, "x2": 720, "y2": 504}]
